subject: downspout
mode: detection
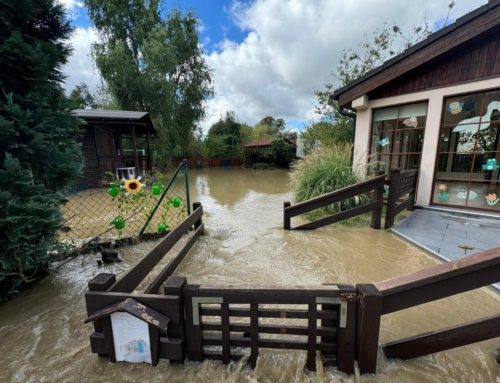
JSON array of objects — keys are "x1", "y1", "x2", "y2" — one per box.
[{"x1": 338, "y1": 106, "x2": 357, "y2": 166}]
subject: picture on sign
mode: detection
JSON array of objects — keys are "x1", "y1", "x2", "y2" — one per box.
[{"x1": 111, "y1": 312, "x2": 152, "y2": 363}]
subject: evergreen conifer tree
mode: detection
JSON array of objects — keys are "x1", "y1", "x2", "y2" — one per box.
[{"x1": 0, "y1": 0, "x2": 83, "y2": 300}]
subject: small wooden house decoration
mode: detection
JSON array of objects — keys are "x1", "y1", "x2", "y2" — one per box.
[{"x1": 84, "y1": 298, "x2": 170, "y2": 366}]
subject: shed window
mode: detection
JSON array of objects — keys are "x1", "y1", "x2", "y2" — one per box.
[{"x1": 370, "y1": 102, "x2": 428, "y2": 172}]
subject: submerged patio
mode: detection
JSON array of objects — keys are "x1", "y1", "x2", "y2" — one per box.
[{"x1": 393, "y1": 207, "x2": 500, "y2": 261}]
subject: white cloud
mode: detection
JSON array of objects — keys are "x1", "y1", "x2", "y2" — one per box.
[
  {"x1": 63, "y1": 27, "x2": 100, "y2": 93},
  {"x1": 58, "y1": 0, "x2": 83, "y2": 20},
  {"x1": 201, "y1": 0, "x2": 487, "y2": 133}
]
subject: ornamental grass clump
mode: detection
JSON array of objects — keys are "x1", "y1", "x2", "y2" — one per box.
[{"x1": 289, "y1": 143, "x2": 370, "y2": 222}]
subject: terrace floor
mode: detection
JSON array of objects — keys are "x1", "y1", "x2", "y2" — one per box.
[{"x1": 392, "y1": 207, "x2": 500, "y2": 261}]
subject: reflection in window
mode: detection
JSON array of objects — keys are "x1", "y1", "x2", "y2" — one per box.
[{"x1": 371, "y1": 102, "x2": 428, "y2": 172}]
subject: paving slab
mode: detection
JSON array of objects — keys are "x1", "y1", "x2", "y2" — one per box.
[{"x1": 392, "y1": 208, "x2": 500, "y2": 265}]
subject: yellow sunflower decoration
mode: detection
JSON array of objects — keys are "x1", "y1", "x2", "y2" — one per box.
[{"x1": 124, "y1": 178, "x2": 142, "y2": 194}]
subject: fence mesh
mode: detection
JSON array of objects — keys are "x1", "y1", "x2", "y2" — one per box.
[{"x1": 59, "y1": 162, "x2": 189, "y2": 251}]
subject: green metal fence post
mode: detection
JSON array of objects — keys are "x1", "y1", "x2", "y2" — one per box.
[
  {"x1": 138, "y1": 162, "x2": 185, "y2": 238},
  {"x1": 184, "y1": 159, "x2": 191, "y2": 216}
]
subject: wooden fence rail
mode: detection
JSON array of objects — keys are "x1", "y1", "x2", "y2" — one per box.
[
  {"x1": 356, "y1": 247, "x2": 500, "y2": 374},
  {"x1": 284, "y1": 168, "x2": 419, "y2": 231},
  {"x1": 284, "y1": 173, "x2": 386, "y2": 230}
]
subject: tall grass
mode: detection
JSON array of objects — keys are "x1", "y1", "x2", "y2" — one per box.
[{"x1": 289, "y1": 143, "x2": 370, "y2": 222}]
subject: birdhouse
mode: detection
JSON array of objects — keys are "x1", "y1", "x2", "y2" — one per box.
[{"x1": 84, "y1": 298, "x2": 170, "y2": 366}]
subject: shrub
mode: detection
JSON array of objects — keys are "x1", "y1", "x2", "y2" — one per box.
[
  {"x1": 265, "y1": 139, "x2": 296, "y2": 168},
  {"x1": 289, "y1": 143, "x2": 370, "y2": 221}
]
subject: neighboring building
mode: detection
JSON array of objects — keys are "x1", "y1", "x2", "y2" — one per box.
[
  {"x1": 73, "y1": 109, "x2": 156, "y2": 187},
  {"x1": 243, "y1": 138, "x2": 297, "y2": 167},
  {"x1": 332, "y1": 0, "x2": 500, "y2": 213}
]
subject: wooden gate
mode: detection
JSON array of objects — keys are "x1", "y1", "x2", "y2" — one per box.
[{"x1": 182, "y1": 284, "x2": 357, "y2": 373}]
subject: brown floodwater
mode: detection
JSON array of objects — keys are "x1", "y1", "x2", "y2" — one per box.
[{"x1": 1, "y1": 167, "x2": 500, "y2": 383}]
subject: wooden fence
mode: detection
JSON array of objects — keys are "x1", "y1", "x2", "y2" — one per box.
[
  {"x1": 284, "y1": 168, "x2": 418, "y2": 230},
  {"x1": 182, "y1": 284, "x2": 357, "y2": 373},
  {"x1": 84, "y1": 203, "x2": 204, "y2": 366},
  {"x1": 356, "y1": 247, "x2": 500, "y2": 374}
]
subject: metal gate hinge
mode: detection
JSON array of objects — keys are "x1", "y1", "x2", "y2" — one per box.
[
  {"x1": 341, "y1": 293, "x2": 358, "y2": 302},
  {"x1": 316, "y1": 297, "x2": 347, "y2": 328}
]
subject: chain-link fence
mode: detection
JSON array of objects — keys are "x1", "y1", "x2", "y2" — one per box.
[{"x1": 59, "y1": 161, "x2": 190, "y2": 252}]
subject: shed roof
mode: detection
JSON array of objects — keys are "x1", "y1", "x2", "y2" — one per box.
[
  {"x1": 244, "y1": 138, "x2": 297, "y2": 147},
  {"x1": 73, "y1": 109, "x2": 157, "y2": 135},
  {"x1": 332, "y1": 0, "x2": 500, "y2": 107}
]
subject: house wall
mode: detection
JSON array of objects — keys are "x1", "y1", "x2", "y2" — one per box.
[{"x1": 353, "y1": 76, "x2": 500, "y2": 207}]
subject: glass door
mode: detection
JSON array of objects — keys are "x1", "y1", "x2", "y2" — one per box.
[{"x1": 433, "y1": 90, "x2": 500, "y2": 212}]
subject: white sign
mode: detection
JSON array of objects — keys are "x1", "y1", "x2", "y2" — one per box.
[{"x1": 111, "y1": 312, "x2": 152, "y2": 363}]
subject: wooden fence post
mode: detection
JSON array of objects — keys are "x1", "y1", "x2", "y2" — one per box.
[
  {"x1": 385, "y1": 168, "x2": 401, "y2": 229},
  {"x1": 164, "y1": 276, "x2": 187, "y2": 363},
  {"x1": 284, "y1": 201, "x2": 291, "y2": 230},
  {"x1": 371, "y1": 171, "x2": 385, "y2": 229},
  {"x1": 407, "y1": 168, "x2": 419, "y2": 211},
  {"x1": 356, "y1": 284, "x2": 383, "y2": 374},
  {"x1": 183, "y1": 284, "x2": 203, "y2": 362},
  {"x1": 193, "y1": 202, "x2": 203, "y2": 232},
  {"x1": 87, "y1": 273, "x2": 117, "y2": 360}
]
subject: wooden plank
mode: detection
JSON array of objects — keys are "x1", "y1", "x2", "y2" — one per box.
[
  {"x1": 307, "y1": 301, "x2": 317, "y2": 371},
  {"x1": 144, "y1": 224, "x2": 203, "y2": 294},
  {"x1": 250, "y1": 303, "x2": 259, "y2": 368},
  {"x1": 200, "y1": 307, "x2": 338, "y2": 320},
  {"x1": 101, "y1": 316, "x2": 116, "y2": 363},
  {"x1": 149, "y1": 325, "x2": 160, "y2": 366},
  {"x1": 371, "y1": 171, "x2": 385, "y2": 229},
  {"x1": 385, "y1": 168, "x2": 401, "y2": 229},
  {"x1": 163, "y1": 276, "x2": 186, "y2": 363},
  {"x1": 356, "y1": 284, "x2": 383, "y2": 375},
  {"x1": 221, "y1": 302, "x2": 231, "y2": 364},
  {"x1": 84, "y1": 298, "x2": 170, "y2": 330},
  {"x1": 193, "y1": 202, "x2": 203, "y2": 231},
  {"x1": 284, "y1": 175, "x2": 386, "y2": 218},
  {"x1": 337, "y1": 291, "x2": 356, "y2": 374},
  {"x1": 203, "y1": 336, "x2": 337, "y2": 352},
  {"x1": 484, "y1": 38, "x2": 499, "y2": 77},
  {"x1": 88, "y1": 273, "x2": 116, "y2": 292},
  {"x1": 202, "y1": 322, "x2": 337, "y2": 337},
  {"x1": 183, "y1": 284, "x2": 203, "y2": 362},
  {"x1": 199, "y1": 285, "x2": 340, "y2": 304},
  {"x1": 337, "y1": 7, "x2": 500, "y2": 105},
  {"x1": 294, "y1": 200, "x2": 383, "y2": 230},
  {"x1": 109, "y1": 206, "x2": 203, "y2": 293},
  {"x1": 85, "y1": 291, "x2": 180, "y2": 323},
  {"x1": 89, "y1": 332, "x2": 106, "y2": 355},
  {"x1": 283, "y1": 201, "x2": 291, "y2": 230},
  {"x1": 159, "y1": 337, "x2": 184, "y2": 361},
  {"x1": 383, "y1": 313, "x2": 500, "y2": 360},
  {"x1": 375, "y1": 247, "x2": 500, "y2": 315},
  {"x1": 393, "y1": 197, "x2": 413, "y2": 218}
]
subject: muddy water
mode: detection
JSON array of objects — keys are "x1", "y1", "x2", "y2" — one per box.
[{"x1": 1, "y1": 167, "x2": 500, "y2": 383}]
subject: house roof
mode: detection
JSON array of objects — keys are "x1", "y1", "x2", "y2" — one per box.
[
  {"x1": 332, "y1": 0, "x2": 500, "y2": 107},
  {"x1": 244, "y1": 138, "x2": 297, "y2": 147},
  {"x1": 73, "y1": 109, "x2": 157, "y2": 135}
]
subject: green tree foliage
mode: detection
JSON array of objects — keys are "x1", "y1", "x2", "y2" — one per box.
[
  {"x1": 0, "y1": 0, "x2": 83, "y2": 299},
  {"x1": 265, "y1": 139, "x2": 296, "y2": 168},
  {"x1": 84, "y1": 0, "x2": 214, "y2": 166},
  {"x1": 69, "y1": 82, "x2": 99, "y2": 109},
  {"x1": 252, "y1": 116, "x2": 286, "y2": 140},
  {"x1": 204, "y1": 111, "x2": 242, "y2": 157}
]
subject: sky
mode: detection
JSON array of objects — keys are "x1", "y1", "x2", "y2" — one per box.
[{"x1": 60, "y1": 0, "x2": 487, "y2": 133}]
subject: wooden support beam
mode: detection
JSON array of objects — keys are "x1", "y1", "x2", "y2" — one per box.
[
  {"x1": 383, "y1": 313, "x2": 500, "y2": 360},
  {"x1": 307, "y1": 301, "x2": 317, "y2": 371},
  {"x1": 356, "y1": 284, "x2": 383, "y2": 375},
  {"x1": 375, "y1": 247, "x2": 500, "y2": 315},
  {"x1": 284, "y1": 201, "x2": 291, "y2": 230},
  {"x1": 163, "y1": 276, "x2": 187, "y2": 364},
  {"x1": 250, "y1": 303, "x2": 259, "y2": 368},
  {"x1": 385, "y1": 169, "x2": 401, "y2": 229},
  {"x1": 337, "y1": 290, "x2": 357, "y2": 374},
  {"x1": 183, "y1": 284, "x2": 203, "y2": 362}
]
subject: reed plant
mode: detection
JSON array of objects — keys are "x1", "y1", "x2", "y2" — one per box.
[{"x1": 289, "y1": 143, "x2": 371, "y2": 224}]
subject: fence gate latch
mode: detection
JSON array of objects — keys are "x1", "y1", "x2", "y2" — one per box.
[
  {"x1": 316, "y1": 297, "x2": 347, "y2": 328},
  {"x1": 192, "y1": 297, "x2": 223, "y2": 325},
  {"x1": 340, "y1": 293, "x2": 358, "y2": 302}
]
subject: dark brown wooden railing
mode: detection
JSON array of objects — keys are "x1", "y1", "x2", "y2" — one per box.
[
  {"x1": 284, "y1": 173, "x2": 386, "y2": 230},
  {"x1": 356, "y1": 247, "x2": 500, "y2": 374},
  {"x1": 384, "y1": 168, "x2": 418, "y2": 229},
  {"x1": 182, "y1": 284, "x2": 357, "y2": 373}
]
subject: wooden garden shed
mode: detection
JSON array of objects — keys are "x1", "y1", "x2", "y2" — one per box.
[{"x1": 73, "y1": 109, "x2": 157, "y2": 188}]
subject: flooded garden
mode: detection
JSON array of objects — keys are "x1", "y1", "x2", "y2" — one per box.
[{"x1": 1, "y1": 168, "x2": 500, "y2": 383}]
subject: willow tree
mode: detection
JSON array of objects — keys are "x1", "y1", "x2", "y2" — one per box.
[{"x1": 84, "y1": 0, "x2": 214, "y2": 166}]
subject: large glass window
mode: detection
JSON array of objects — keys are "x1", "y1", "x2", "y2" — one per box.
[
  {"x1": 370, "y1": 102, "x2": 428, "y2": 172},
  {"x1": 433, "y1": 89, "x2": 500, "y2": 212}
]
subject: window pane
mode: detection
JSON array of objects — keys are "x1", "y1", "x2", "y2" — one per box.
[
  {"x1": 443, "y1": 93, "x2": 482, "y2": 126},
  {"x1": 399, "y1": 102, "x2": 428, "y2": 119},
  {"x1": 482, "y1": 90, "x2": 500, "y2": 124}
]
